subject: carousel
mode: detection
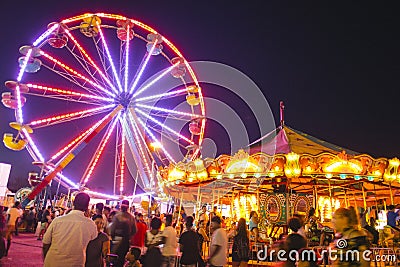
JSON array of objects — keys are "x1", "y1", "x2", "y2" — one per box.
[{"x1": 159, "y1": 105, "x2": 400, "y2": 243}]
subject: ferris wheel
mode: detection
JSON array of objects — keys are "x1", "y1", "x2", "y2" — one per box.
[{"x1": 3, "y1": 13, "x2": 205, "y2": 199}]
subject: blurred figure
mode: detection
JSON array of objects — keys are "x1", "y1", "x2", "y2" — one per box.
[
  {"x1": 143, "y1": 217, "x2": 164, "y2": 267},
  {"x1": 197, "y1": 219, "x2": 209, "y2": 256},
  {"x1": 249, "y1": 211, "x2": 259, "y2": 242},
  {"x1": 332, "y1": 207, "x2": 370, "y2": 267},
  {"x1": 125, "y1": 247, "x2": 142, "y2": 267},
  {"x1": 38, "y1": 206, "x2": 52, "y2": 240},
  {"x1": 283, "y1": 217, "x2": 308, "y2": 267},
  {"x1": 85, "y1": 214, "x2": 110, "y2": 267},
  {"x1": 208, "y1": 216, "x2": 228, "y2": 267},
  {"x1": 109, "y1": 200, "x2": 137, "y2": 267},
  {"x1": 231, "y1": 218, "x2": 250, "y2": 267},
  {"x1": 43, "y1": 192, "x2": 97, "y2": 267},
  {"x1": 161, "y1": 214, "x2": 177, "y2": 267},
  {"x1": 5, "y1": 201, "x2": 21, "y2": 256},
  {"x1": 179, "y1": 216, "x2": 202, "y2": 267},
  {"x1": 130, "y1": 213, "x2": 147, "y2": 251}
]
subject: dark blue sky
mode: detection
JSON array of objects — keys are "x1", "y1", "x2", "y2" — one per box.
[{"x1": 1, "y1": 1, "x2": 399, "y2": 193}]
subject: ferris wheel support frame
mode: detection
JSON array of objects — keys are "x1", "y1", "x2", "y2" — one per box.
[{"x1": 21, "y1": 105, "x2": 123, "y2": 208}]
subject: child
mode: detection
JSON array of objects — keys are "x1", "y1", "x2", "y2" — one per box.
[{"x1": 125, "y1": 247, "x2": 142, "y2": 267}]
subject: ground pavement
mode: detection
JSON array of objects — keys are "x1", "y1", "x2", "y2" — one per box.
[{"x1": 0, "y1": 232, "x2": 43, "y2": 267}]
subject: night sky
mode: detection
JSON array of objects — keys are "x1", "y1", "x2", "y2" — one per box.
[{"x1": 1, "y1": 1, "x2": 399, "y2": 193}]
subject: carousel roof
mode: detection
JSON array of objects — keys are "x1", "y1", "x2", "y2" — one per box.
[
  {"x1": 250, "y1": 125, "x2": 358, "y2": 155},
  {"x1": 160, "y1": 124, "x2": 400, "y2": 204}
]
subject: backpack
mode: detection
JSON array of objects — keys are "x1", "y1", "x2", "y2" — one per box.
[{"x1": 234, "y1": 234, "x2": 250, "y2": 260}]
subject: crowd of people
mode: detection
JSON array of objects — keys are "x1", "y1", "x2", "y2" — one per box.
[{"x1": 0, "y1": 195, "x2": 399, "y2": 267}]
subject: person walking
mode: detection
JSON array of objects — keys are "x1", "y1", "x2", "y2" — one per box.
[
  {"x1": 143, "y1": 217, "x2": 164, "y2": 267},
  {"x1": 130, "y1": 213, "x2": 147, "y2": 252},
  {"x1": 179, "y1": 216, "x2": 202, "y2": 267},
  {"x1": 42, "y1": 192, "x2": 98, "y2": 267},
  {"x1": 231, "y1": 218, "x2": 250, "y2": 267},
  {"x1": 109, "y1": 200, "x2": 137, "y2": 267},
  {"x1": 5, "y1": 201, "x2": 21, "y2": 256},
  {"x1": 85, "y1": 214, "x2": 111, "y2": 267},
  {"x1": 161, "y1": 214, "x2": 177, "y2": 267},
  {"x1": 207, "y1": 216, "x2": 228, "y2": 267}
]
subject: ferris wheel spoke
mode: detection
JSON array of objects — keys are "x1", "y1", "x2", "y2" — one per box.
[
  {"x1": 26, "y1": 83, "x2": 114, "y2": 102},
  {"x1": 128, "y1": 42, "x2": 157, "y2": 96},
  {"x1": 96, "y1": 24, "x2": 123, "y2": 92},
  {"x1": 28, "y1": 104, "x2": 115, "y2": 129},
  {"x1": 49, "y1": 112, "x2": 113, "y2": 162},
  {"x1": 135, "y1": 103, "x2": 202, "y2": 119},
  {"x1": 147, "y1": 124, "x2": 188, "y2": 150},
  {"x1": 122, "y1": 114, "x2": 154, "y2": 189},
  {"x1": 25, "y1": 93, "x2": 105, "y2": 106},
  {"x1": 134, "y1": 87, "x2": 189, "y2": 103},
  {"x1": 119, "y1": 118, "x2": 126, "y2": 194},
  {"x1": 123, "y1": 25, "x2": 131, "y2": 93},
  {"x1": 63, "y1": 28, "x2": 119, "y2": 95},
  {"x1": 40, "y1": 64, "x2": 105, "y2": 97},
  {"x1": 40, "y1": 50, "x2": 115, "y2": 97},
  {"x1": 80, "y1": 116, "x2": 119, "y2": 187},
  {"x1": 135, "y1": 108, "x2": 194, "y2": 145},
  {"x1": 132, "y1": 63, "x2": 179, "y2": 98},
  {"x1": 136, "y1": 117, "x2": 176, "y2": 164}
]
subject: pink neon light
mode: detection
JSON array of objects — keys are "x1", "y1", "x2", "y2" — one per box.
[
  {"x1": 63, "y1": 29, "x2": 119, "y2": 95},
  {"x1": 136, "y1": 103, "x2": 201, "y2": 118},
  {"x1": 132, "y1": 63, "x2": 178, "y2": 98},
  {"x1": 40, "y1": 51, "x2": 115, "y2": 97},
  {"x1": 120, "y1": 124, "x2": 126, "y2": 193},
  {"x1": 124, "y1": 24, "x2": 131, "y2": 92},
  {"x1": 96, "y1": 22, "x2": 123, "y2": 92},
  {"x1": 50, "y1": 116, "x2": 108, "y2": 161},
  {"x1": 135, "y1": 87, "x2": 188, "y2": 102},
  {"x1": 27, "y1": 83, "x2": 114, "y2": 102},
  {"x1": 128, "y1": 41, "x2": 157, "y2": 95},
  {"x1": 135, "y1": 108, "x2": 194, "y2": 144},
  {"x1": 137, "y1": 117, "x2": 176, "y2": 164},
  {"x1": 83, "y1": 117, "x2": 119, "y2": 184},
  {"x1": 29, "y1": 104, "x2": 114, "y2": 126}
]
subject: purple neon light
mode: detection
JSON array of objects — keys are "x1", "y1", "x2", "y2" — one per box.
[
  {"x1": 135, "y1": 87, "x2": 189, "y2": 102},
  {"x1": 136, "y1": 103, "x2": 201, "y2": 118},
  {"x1": 96, "y1": 22, "x2": 123, "y2": 92},
  {"x1": 128, "y1": 41, "x2": 157, "y2": 95},
  {"x1": 135, "y1": 108, "x2": 194, "y2": 144},
  {"x1": 137, "y1": 117, "x2": 176, "y2": 164},
  {"x1": 33, "y1": 23, "x2": 58, "y2": 46},
  {"x1": 132, "y1": 63, "x2": 178, "y2": 98},
  {"x1": 124, "y1": 25, "x2": 131, "y2": 92},
  {"x1": 63, "y1": 29, "x2": 119, "y2": 95},
  {"x1": 22, "y1": 128, "x2": 45, "y2": 162}
]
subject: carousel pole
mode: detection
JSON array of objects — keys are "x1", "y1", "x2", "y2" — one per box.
[
  {"x1": 344, "y1": 189, "x2": 348, "y2": 208},
  {"x1": 314, "y1": 178, "x2": 318, "y2": 217},
  {"x1": 389, "y1": 183, "x2": 394, "y2": 205},
  {"x1": 328, "y1": 178, "x2": 333, "y2": 211},
  {"x1": 361, "y1": 185, "x2": 367, "y2": 211}
]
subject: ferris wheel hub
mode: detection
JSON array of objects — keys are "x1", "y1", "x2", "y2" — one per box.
[{"x1": 115, "y1": 92, "x2": 132, "y2": 108}]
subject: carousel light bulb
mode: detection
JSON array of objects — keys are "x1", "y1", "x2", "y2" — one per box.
[
  {"x1": 241, "y1": 173, "x2": 247, "y2": 178},
  {"x1": 326, "y1": 173, "x2": 333, "y2": 179},
  {"x1": 254, "y1": 173, "x2": 261, "y2": 178},
  {"x1": 216, "y1": 174, "x2": 222, "y2": 179}
]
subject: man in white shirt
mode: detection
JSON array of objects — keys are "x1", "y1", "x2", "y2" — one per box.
[
  {"x1": 208, "y1": 215, "x2": 228, "y2": 267},
  {"x1": 162, "y1": 214, "x2": 177, "y2": 267},
  {"x1": 43, "y1": 192, "x2": 97, "y2": 267},
  {"x1": 5, "y1": 201, "x2": 21, "y2": 256}
]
